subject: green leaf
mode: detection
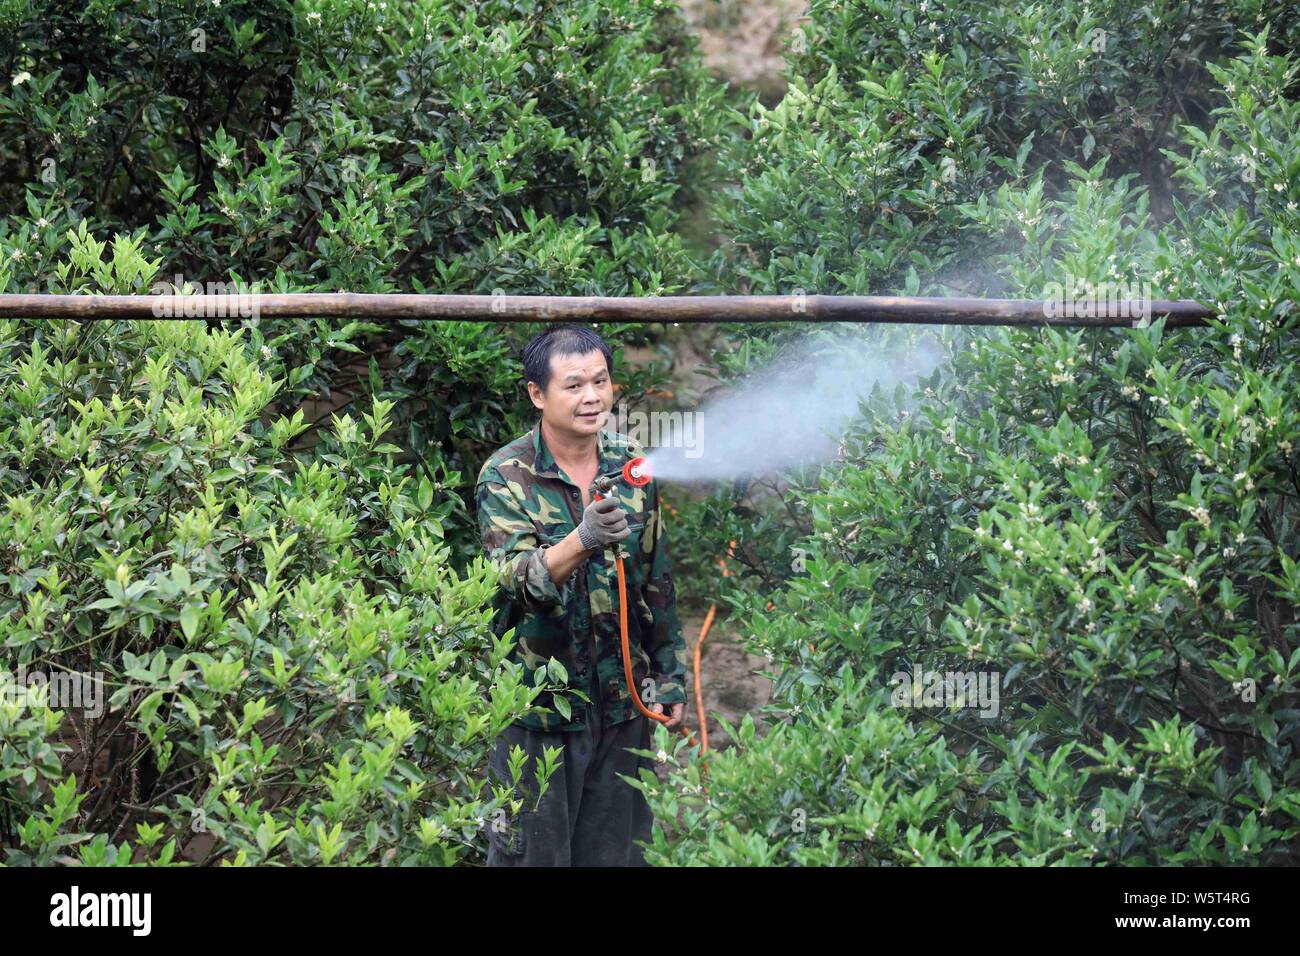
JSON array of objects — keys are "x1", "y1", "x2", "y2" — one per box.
[
  {"x1": 180, "y1": 605, "x2": 200, "y2": 641},
  {"x1": 553, "y1": 695, "x2": 572, "y2": 721}
]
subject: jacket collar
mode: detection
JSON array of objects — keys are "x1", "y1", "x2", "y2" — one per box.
[{"x1": 532, "y1": 421, "x2": 620, "y2": 485}]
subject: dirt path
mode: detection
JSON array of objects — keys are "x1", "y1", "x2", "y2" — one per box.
[
  {"x1": 678, "y1": 611, "x2": 771, "y2": 751},
  {"x1": 679, "y1": 0, "x2": 809, "y2": 103},
  {"x1": 641, "y1": 1, "x2": 805, "y2": 765}
]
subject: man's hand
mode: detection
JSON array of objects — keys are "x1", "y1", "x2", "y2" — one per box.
[
  {"x1": 577, "y1": 495, "x2": 630, "y2": 551},
  {"x1": 649, "y1": 702, "x2": 686, "y2": 731}
]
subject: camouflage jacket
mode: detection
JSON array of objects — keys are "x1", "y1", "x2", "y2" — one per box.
[{"x1": 476, "y1": 423, "x2": 687, "y2": 731}]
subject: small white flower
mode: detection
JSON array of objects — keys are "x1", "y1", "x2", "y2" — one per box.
[{"x1": 11, "y1": 71, "x2": 31, "y2": 87}]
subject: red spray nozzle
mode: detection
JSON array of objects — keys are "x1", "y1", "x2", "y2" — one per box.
[
  {"x1": 623, "y1": 456, "x2": 651, "y2": 487},
  {"x1": 593, "y1": 456, "x2": 652, "y2": 499}
]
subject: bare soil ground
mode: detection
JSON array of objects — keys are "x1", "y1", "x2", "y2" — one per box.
[
  {"x1": 678, "y1": 611, "x2": 772, "y2": 751},
  {"x1": 626, "y1": 4, "x2": 812, "y2": 752},
  {"x1": 680, "y1": 0, "x2": 809, "y2": 103},
  {"x1": 623, "y1": 329, "x2": 778, "y2": 756}
]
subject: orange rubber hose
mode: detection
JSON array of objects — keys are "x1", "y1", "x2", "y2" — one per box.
[
  {"x1": 614, "y1": 551, "x2": 699, "y2": 748},
  {"x1": 693, "y1": 603, "x2": 715, "y2": 753},
  {"x1": 597, "y1": 488, "x2": 712, "y2": 771}
]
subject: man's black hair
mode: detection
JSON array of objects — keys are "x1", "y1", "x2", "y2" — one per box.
[{"x1": 522, "y1": 324, "x2": 614, "y2": 392}]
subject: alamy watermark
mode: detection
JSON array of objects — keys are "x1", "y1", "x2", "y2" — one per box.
[
  {"x1": 49, "y1": 886, "x2": 150, "y2": 936},
  {"x1": 606, "y1": 401, "x2": 703, "y2": 459},
  {"x1": 890, "y1": 665, "x2": 1001, "y2": 718},
  {"x1": 1, "y1": 664, "x2": 105, "y2": 718},
  {"x1": 149, "y1": 275, "x2": 262, "y2": 319},
  {"x1": 1041, "y1": 273, "x2": 1153, "y2": 324}
]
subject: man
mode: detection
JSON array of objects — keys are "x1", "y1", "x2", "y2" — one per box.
[{"x1": 475, "y1": 323, "x2": 688, "y2": 867}]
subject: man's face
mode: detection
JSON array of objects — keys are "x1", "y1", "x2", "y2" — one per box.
[{"x1": 528, "y1": 349, "x2": 613, "y2": 441}]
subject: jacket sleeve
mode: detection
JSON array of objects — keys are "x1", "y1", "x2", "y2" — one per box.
[
  {"x1": 476, "y1": 470, "x2": 570, "y2": 616},
  {"x1": 639, "y1": 480, "x2": 688, "y2": 706}
]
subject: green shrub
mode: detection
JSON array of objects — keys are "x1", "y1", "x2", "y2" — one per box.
[
  {"x1": 700, "y1": 0, "x2": 1298, "y2": 296},
  {"x1": 641, "y1": 18, "x2": 1300, "y2": 865},
  {"x1": 0, "y1": 241, "x2": 554, "y2": 863},
  {"x1": 0, "y1": 0, "x2": 725, "y2": 289},
  {"x1": 0, "y1": 0, "x2": 729, "y2": 565}
]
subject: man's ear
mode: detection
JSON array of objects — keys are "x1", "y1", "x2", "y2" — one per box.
[{"x1": 526, "y1": 381, "x2": 544, "y2": 410}]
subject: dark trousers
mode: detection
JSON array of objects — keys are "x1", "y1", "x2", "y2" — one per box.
[{"x1": 486, "y1": 705, "x2": 654, "y2": 867}]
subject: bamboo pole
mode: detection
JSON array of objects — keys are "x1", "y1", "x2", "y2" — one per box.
[{"x1": 0, "y1": 293, "x2": 1216, "y2": 326}]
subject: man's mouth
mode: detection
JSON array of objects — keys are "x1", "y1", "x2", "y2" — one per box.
[{"x1": 578, "y1": 411, "x2": 601, "y2": 420}]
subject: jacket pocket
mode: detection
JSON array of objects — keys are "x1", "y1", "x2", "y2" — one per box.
[
  {"x1": 538, "y1": 520, "x2": 571, "y2": 545},
  {"x1": 623, "y1": 510, "x2": 651, "y2": 559}
]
